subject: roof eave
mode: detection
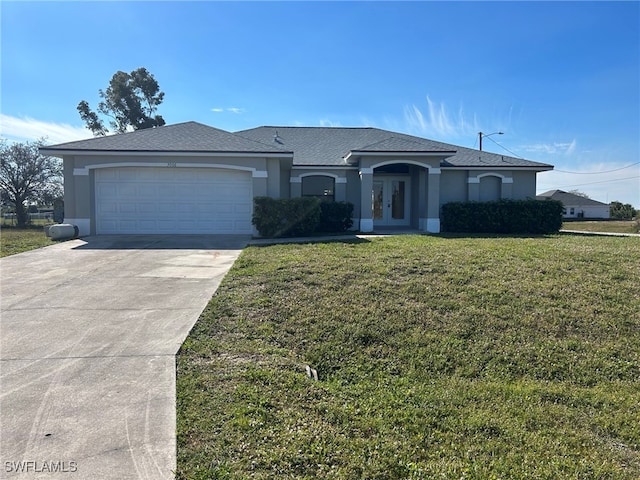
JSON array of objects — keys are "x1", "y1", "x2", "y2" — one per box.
[
  {"x1": 343, "y1": 150, "x2": 456, "y2": 161},
  {"x1": 39, "y1": 148, "x2": 294, "y2": 158}
]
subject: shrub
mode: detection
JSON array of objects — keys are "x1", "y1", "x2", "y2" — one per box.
[
  {"x1": 253, "y1": 198, "x2": 354, "y2": 237},
  {"x1": 252, "y1": 197, "x2": 321, "y2": 237},
  {"x1": 317, "y1": 201, "x2": 354, "y2": 233},
  {"x1": 441, "y1": 199, "x2": 563, "y2": 234}
]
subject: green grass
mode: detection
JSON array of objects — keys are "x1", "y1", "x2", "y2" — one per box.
[
  {"x1": 177, "y1": 235, "x2": 640, "y2": 479},
  {"x1": 563, "y1": 220, "x2": 640, "y2": 234},
  {"x1": 0, "y1": 226, "x2": 56, "y2": 257}
]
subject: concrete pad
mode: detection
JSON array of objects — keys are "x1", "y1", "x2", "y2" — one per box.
[{"x1": 0, "y1": 235, "x2": 248, "y2": 479}]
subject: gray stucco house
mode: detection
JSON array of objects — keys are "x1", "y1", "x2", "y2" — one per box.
[{"x1": 40, "y1": 122, "x2": 553, "y2": 236}]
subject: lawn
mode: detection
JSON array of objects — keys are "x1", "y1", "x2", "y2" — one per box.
[
  {"x1": 0, "y1": 226, "x2": 55, "y2": 257},
  {"x1": 177, "y1": 234, "x2": 640, "y2": 479},
  {"x1": 563, "y1": 220, "x2": 640, "y2": 234}
]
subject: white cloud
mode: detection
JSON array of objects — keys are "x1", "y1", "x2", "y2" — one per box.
[
  {"x1": 319, "y1": 119, "x2": 342, "y2": 127},
  {"x1": 212, "y1": 107, "x2": 245, "y2": 114},
  {"x1": 520, "y1": 140, "x2": 577, "y2": 156},
  {"x1": 0, "y1": 114, "x2": 93, "y2": 144},
  {"x1": 404, "y1": 96, "x2": 480, "y2": 140}
]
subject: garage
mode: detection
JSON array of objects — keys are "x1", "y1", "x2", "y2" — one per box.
[{"x1": 95, "y1": 167, "x2": 253, "y2": 234}]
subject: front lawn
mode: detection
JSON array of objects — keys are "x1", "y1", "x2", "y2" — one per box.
[
  {"x1": 0, "y1": 226, "x2": 55, "y2": 257},
  {"x1": 563, "y1": 220, "x2": 640, "y2": 234},
  {"x1": 177, "y1": 235, "x2": 640, "y2": 479}
]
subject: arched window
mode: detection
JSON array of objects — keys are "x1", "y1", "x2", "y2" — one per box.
[
  {"x1": 301, "y1": 175, "x2": 335, "y2": 201},
  {"x1": 479, "y1": 176, "x2": 501, "y2": 202}
]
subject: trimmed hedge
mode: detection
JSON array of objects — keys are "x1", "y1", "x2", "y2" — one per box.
[
  {"x1": 441, "y1": 199, "x2": 563, "y2": 234},
  {"x1": 252, "y1": 197, "x2": 354, "y2": 237},
  {"x1": 318, "y1": 201, "x2": 354, "y2": 233}
]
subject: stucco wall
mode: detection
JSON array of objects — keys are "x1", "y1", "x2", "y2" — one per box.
[{"x1": 63, "y1": 154, "x2": 288, "y2": 235}]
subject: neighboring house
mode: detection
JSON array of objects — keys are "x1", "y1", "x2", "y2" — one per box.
[
  {"x1": 536, "y1": 190, "x2": 610, "y2": 219},
  {"x1": 40, "y1": 122, "x2": 553, "y2": 236}
]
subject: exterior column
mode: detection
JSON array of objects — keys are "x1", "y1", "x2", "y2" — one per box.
[
  {"x1": 359, "y1": 168, "x2": 373, "y2": 232},
  {"x1": 426, "y1": 168, "x2": 441, "y2": 233},
  {"x1": 68, "y1": 160, "x2": 92, "y2": 236},
  {"x1": 290, "y1": 177, "x2": 302, "y2": 198}
]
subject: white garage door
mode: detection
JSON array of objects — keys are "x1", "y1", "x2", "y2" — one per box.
[{"x1": 95, "y1": 167, "x2": 253, "y2": 234}]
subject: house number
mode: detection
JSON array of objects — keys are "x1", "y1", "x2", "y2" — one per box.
[{"x1": 167, "y1": 162, "x2": 177, "y2": 167}]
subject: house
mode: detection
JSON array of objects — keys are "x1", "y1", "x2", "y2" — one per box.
[
  {"x1": 40, "y1": 122, "x2": 553, "y2": 236},
  {"x1": 536, "y1": 190, "x2": 610, "y2": 219}
]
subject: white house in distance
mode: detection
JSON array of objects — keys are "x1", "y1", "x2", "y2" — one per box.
[
  {"x1": 536, "y1": 190, "x2": 610, "y2": 219},
  {"x1": 40, "y1": 122, "x2": 554, "y2": 236}
]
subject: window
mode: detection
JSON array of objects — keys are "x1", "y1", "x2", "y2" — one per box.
[{"x1": 302, "y1": 176, "x2": 335, "y2": 201}]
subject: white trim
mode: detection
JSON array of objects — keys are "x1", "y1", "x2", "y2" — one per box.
[
  {"x1": 64, "y1": 218, "x2": 90, "y2": 236},
  {"x1": 41, "y1": 149, "x2": 292, "y2": 159},
  {"x1": 344, "y1": 151, "x2": 454, "y2": 162},
  {"x1": 360, "y1": 218, "x2": 374, "y2": 232},
  {"x1": 443, "y1": 166, "x2": 552, "y2": 172},
  {"x1": 290, "y1": 172, "x2": 347, "y2": 184},
  {"x1": 72, "y1": 162, "x2": 266, "y2": 177},
  {"x1": 360, "y1": 167, "x2": 374, "y2": 175},
  {"x1": 370, "y1": 160, "x2": 440, "y2": 172},
  {"x1": 468, "y1": 173, "x2": 514, "y2": 183},
  {"x1": 426, "y1": 218, "x2": 440, "y2": 233},
  {"x1": 292, "y1": 165, "x2": 356, "y2": 170}
]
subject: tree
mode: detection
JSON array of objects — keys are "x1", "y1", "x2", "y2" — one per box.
[
  {"x1": 568, "y1": 189, "x2": 591, "y2": 199},
  {"x1": 610, "y1": 201, "x2": 636, "y2": 220},
  {"x1": 77, "y1": 67, "x2": 165, "y2": 136},
  {"x1": 0, "y1": 139, "x2": 63, "y2": 228}
]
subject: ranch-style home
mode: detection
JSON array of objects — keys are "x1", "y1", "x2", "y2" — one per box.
[
  {"x1": 536, "y1": 189, "x2": 611, "y2": 219},
  {"x1": 40, "y1": 121, "x2": 553, "y2": 236}
]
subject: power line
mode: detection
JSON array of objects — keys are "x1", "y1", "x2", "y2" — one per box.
[
  {"x1": 539, "y1": 175, "x2": 640, "y2": 189},
  {"x1": 553, "y1": 162, "x2": 640, "y2": 174},
  {"x1": 484, "y1": 135, "x2": 524, "y2": 158}
]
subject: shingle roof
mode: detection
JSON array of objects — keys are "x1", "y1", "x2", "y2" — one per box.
[
  {"x1": 42, "y1": 121, "x2": 291, "y2": 154},
  {"x1": 42, "y1": 121, "x2": 552, "y2": 170},
  {"x1": 236, "y1": 126, "x2": 552, "y2": 169},
  {"x1": 236, "y1": 127, "x2": 455, "y2": 166},
  {"x1": 354, "y1": 136, "x2": 456, "y2": 153},
  {"x1": 536, "y1": 190, "x2": 609, "y2": 206}
]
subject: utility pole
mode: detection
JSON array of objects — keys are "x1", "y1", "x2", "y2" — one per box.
[{"x1": 478, "y1": 131, "x2": 504, "y2": 151}]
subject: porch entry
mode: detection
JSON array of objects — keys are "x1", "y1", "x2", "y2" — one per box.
[{"x1": 372, "y1": 176, "x2": 411, "y2": 226}]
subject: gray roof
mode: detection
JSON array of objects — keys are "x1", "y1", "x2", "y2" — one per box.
[
  {"x1": 42, "y1": 121, "x2": 291, "y2": 154},
  {"x1": 42, "y1": 121, "x2": 552, "y2": 170},
  {"x1": 237, "y1": 126, "x2": 552, "y2": 169},
  {"x1": 536, "y1": 190, "x2": 609, "y2": 206},
  {"x1": 237, "y1": 126, "x2": 454, "y2": 166}
]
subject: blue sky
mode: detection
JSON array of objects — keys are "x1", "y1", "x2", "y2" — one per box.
[{"x1": 2, "y1": 1, "x2": 639, "y2": 207}]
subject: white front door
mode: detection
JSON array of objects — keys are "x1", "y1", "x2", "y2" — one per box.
[{"x1": 372, "y1": 176, "x2": 411, "y2": 227}]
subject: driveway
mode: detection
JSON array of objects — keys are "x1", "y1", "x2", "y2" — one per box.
[{"x1": 0, "y1": 235, "x2": 248, "y2": 479}]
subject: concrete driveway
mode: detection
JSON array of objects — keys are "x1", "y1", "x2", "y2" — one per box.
[{"x1": 0, "y1": 235, "x2": 248, "y2": 479}]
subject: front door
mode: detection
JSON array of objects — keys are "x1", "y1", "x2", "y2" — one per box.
[{"x1": 372, "y1": 176, "x2": 411, "y2": 227}]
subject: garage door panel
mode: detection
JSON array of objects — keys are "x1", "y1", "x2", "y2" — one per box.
[{"x1": 95, "y1": 167, "x2": 253, "y2": 234}]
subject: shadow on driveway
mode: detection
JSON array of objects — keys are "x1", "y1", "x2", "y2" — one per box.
[{"x1": 71, "y1": 234, "x2": 252, "y2": 251}]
